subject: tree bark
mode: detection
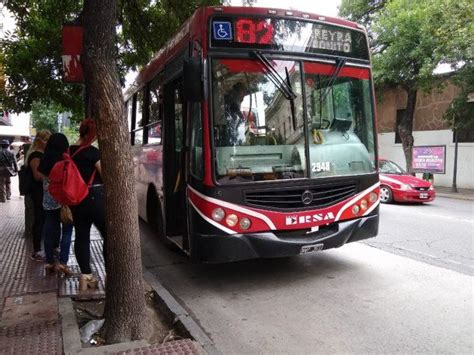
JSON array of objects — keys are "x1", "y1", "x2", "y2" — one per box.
[
  {"x1": 82, "y1": 0, "x2": 146, "y2": 343},
  {"x1": 398, "y1": 88, "x2": 417, "y2": 173}
]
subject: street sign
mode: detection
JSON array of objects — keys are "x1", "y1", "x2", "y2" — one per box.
[
  {"x1": 213, "y1": 21, "x2": 233, "y2": 41},
  {"x1": 412, "y1": 145, "x2": 446, "y2": 174}
]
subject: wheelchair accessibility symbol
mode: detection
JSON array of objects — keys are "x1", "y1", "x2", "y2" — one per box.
[{"x1": 213, "y1": 21, "x2": 232, "y2": 40}]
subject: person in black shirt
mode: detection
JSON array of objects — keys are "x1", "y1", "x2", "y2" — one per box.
[
  {"x1": 223, "y1": 82, "x2": 248, "y2": 146},
  {"x1": 0, "y1": 139, "x2": 18, "y2": 202},
  {"x1": 27, "y1": 130, "x2": 51, "y2": 261},
  {"x1": 69, "y1": 118, "x2": 106, "y2": 291}
]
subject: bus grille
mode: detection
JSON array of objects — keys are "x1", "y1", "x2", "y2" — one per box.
[{"x1": 244, "y1": 182, "x2": 357, "y2": 210}]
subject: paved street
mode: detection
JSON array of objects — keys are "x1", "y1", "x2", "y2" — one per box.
[
  {"x1": 141, "y1": 197, "x2": 474, "y2": 354},
  {"x1": 366, "y1": 197, "x2": 474, "y2": 275}
]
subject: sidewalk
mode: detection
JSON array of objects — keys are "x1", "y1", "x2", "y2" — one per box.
[
  {"x1": 0, "y1": 186, "x2": 209, "y2": 354},
  {"x1": 434, "y1": 186, "x2": 474, "y2": 201}
]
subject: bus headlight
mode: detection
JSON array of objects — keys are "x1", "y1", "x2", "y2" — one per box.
[
  {"x1": 369, "y1": 192, "x2": 378, "y2": 203},
  {"x1": 225, "y1": 214, "x2": 238, "y2": 227},
  {"x1": 212, "y1": 208, "x2": 225, "y2": 222},
  {"x1": 352, "y1": 205, "x2": 360, "y2": 215},
  {"x1": 360, "y1": 199, "x2": 368, "y2": 210},
  {"x1": 239, "y1": 218, "x2": 251, "y2": 230}
]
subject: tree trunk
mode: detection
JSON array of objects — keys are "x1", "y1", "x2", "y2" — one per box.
[
  {"x1": 82, "y1": 0, "x2": 146, "y2": 343},
  {"x1": 398, "y1": 88, "x2": 417, "y2": 173}
]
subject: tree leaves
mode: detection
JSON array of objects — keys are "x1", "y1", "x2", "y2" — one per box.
[{"x1": 1, "y1": 0, "x2": 219, "y2": 114}]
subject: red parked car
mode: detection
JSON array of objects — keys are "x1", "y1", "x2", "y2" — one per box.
[{"x1": 379, "y1": 159, "x2": 436, "y2": 203}]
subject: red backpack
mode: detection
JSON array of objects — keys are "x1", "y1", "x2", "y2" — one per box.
[{"x1": 48, "y1": 146, "x2": 96, "y2": 206}]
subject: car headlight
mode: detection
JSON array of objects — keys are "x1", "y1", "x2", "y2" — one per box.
[
  {"x1": 429, "y1": 185, "x2": 434, "y2": 191},
  {"x1": 399, "y1": 184, "x2": 411, "y2": 191}
]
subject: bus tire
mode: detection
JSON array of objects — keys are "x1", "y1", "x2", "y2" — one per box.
[{"x1": 380, "y1": 185, "x2": 393, "y2": 204}]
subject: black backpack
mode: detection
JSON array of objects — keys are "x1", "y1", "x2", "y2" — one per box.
[{"x1": 18, "y1": 164, "x2": 34, "y2": 196}]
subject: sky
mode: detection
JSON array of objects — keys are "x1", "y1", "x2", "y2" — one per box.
[{"x1": 230, "y1": 0, "x2": 341, "y2": 17}]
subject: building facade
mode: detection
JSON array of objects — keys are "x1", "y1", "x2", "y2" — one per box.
[{"x1": 376, "y1": 80, "x2": 474, "y2": 188}]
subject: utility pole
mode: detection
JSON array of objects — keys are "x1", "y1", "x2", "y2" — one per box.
[{"x1": 451, "y1": 123, "x2": 459, "y2": 193}]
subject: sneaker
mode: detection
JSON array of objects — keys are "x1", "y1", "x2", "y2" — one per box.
[{"x1": 30, "y1": 252, "x2": 44, "y2": 262}]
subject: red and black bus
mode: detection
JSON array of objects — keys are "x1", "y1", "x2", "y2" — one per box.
[{"x1": 124, "y1": 6, "x2": 380, "y2": 263}]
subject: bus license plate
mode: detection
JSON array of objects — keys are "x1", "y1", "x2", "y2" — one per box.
[
  {"x1": 419, "y1": 193, "x2": 428, "y2": 199},
  {"x1": 300, "y1": 243, "x2": 324, "y2": 254}
]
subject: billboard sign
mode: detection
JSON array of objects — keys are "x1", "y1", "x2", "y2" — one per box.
[{"x1": 412, "y1": 145, "x2": 446, "y2": 174}]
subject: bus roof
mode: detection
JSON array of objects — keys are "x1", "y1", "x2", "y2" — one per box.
[{"x1": 124, "y1": 6, "x2": 364, "y2": 100}]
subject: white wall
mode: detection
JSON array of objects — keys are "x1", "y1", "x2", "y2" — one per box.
[{"x1": 378, "y1": 130, "x2": 474, "y2": 189}]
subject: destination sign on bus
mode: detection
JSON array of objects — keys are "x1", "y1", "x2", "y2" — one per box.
[{"x1": 211, "y1": 17, "x2": 368, "y2": 60}]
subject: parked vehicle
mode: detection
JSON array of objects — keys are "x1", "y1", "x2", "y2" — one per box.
[
  {"x1": 379, "y1": 159, "x2": 436, "y2": 203},
  {"x1": 124, "y1": 6, "x2": 380, "y2": 262}
]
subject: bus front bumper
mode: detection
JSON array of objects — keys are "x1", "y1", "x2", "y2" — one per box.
[{"x1": 193, "y1": 213, "x2": 379, "y2": 263}]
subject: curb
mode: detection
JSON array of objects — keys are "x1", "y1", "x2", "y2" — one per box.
[
  {"x1": 436, "y1": 192, "x2": 474, "y2": 201},
  {"x1": 59, "y1": 297, "x2": 149, "y2": 355},
  {"x1": 59, "y1": 270, "x2": 218, "y2": 354},
  {"x1": 143, "y1": 270, "x2": 221, "y2": 355}
]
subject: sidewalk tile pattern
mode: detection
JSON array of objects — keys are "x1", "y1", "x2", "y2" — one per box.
[
  {"x1": 105, "y1": 339, "x2": 205, "y2": 355},
  {"x1": 58, "y1": 240, "x2": 106, "y2": 299},
  {"x1": 1, "y1": 197, "x2": 106, "y2": 303},
  {"x1": 0, "y1": 319, "x2": 62, "y2": 355},
  {"x1": 0, "y1": 199, "x2": 57, "y2": 300}
]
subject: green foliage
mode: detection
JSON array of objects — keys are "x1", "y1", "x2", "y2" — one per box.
[
  {"x1": 444, "y1": 65, "x2": 474, "y2": 132},
  {"x1": 31, "y1": 101, "x2": 61, "y2": 132},
  {"x1": 63, "y1": 122, "x2": 80, "y2": 144},
  {"x1": 338, "y1": 0, "x2": 387, "y2": 28},
  {"x1": 339, "y1": 0, "x2": 472, "y2": 91},
  {"x1": 0, "y1": 0, "x2": 85, "y2": 114},
  {"x1": 1, "y1": 0, "x2": 219, "y2": 113}
]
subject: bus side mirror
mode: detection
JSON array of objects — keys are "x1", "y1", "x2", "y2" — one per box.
[{"x1": 183, "y1": 57, "x2": 203, "y2": 102}]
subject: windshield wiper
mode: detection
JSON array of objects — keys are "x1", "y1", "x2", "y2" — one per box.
[
  {"x1": 320, "y1": 58, "x2": 346, "y2": 104},
  {"x1": 285, "y1": 66, "x2": 297, "y2": 131},
  {"x1": 253, "y1": 51, "x2": 298, "y2": 130}
]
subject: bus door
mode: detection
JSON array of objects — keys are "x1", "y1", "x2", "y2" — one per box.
[{"x1": 163, "y1": 79, "x2": 187, "y2": 241}]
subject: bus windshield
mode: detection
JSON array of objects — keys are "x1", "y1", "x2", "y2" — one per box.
[{"x1": 212, "y1": 58, "x2": 376, "y2": 184}]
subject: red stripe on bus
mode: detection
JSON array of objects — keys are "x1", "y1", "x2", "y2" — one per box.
[{"x1": 303, "y1": 62, "x2": 370, "y2": 79}]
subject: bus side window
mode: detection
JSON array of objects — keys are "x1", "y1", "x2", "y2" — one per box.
[
  {"x1": 148, "y1": 83, "x2": 162, "y2": 144},
  {"x1": 189, "y1": 102, "x2": 203, "y2": 179},
  {"x1": 134, "y1": 91, "x2": 144, "y2": 145}
]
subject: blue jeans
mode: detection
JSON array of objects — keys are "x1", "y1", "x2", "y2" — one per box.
[{"x1": 43, "y1": 209, "x2": 73, "y2": 264}]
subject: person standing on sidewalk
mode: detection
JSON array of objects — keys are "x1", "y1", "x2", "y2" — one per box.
[
  {"x1": 27, "y1": 130, "x2": 51, "y2": 261},
  {"x1": 38, "y1": 133, "x2": 74, "y2": 275},
  {"x1": 0, "y1": 139, "x2": 18, "y2": 202},
  {"x1": 70, "y1": 119, "x2": 107, "y2": 290}
]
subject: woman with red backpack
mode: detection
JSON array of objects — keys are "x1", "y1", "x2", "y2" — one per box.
[
  {"x1": 38, "y1": 133, "x2": 74, "y2": 275},
  {"x1": 69, "y1": 119, "x2": 107, "y2": 291}
]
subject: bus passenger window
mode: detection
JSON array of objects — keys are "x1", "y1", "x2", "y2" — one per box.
[
  {"x1": 126, "y1": 100, "x2": 133, "y2": 132},
  {"x1": 132, "y1": 91, "x2": 144, "y2": 146},
  {"x1": 135, "y1": 129, "x2": 143, "y2": 145},
  {"x1": 148, "y1": 83, "x2": 162, "y2": 144}
]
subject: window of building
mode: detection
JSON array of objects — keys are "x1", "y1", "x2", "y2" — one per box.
[{"x1": 454, "y1": 129, "x2": 474, "y2": 143}]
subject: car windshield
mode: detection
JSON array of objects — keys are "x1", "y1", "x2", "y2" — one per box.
[
  {"x1": 379, "y1": 160, "x2": 406, "y2": 174},
  {"x1": 211, "y1": 58, "x2": 376, "y2": 184}
]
